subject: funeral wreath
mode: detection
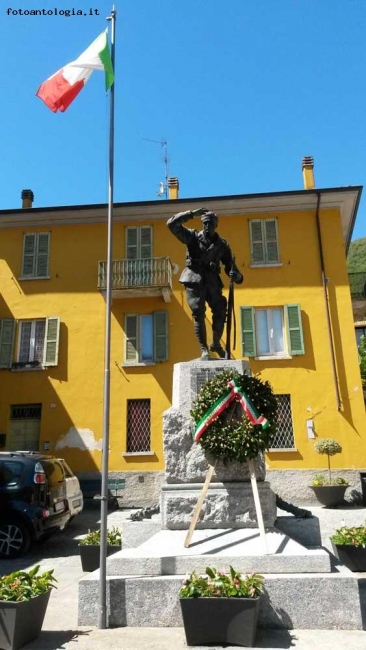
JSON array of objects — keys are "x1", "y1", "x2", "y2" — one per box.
[{"x1": 190, "y1": 369, "x2": 278, "y2": 464}]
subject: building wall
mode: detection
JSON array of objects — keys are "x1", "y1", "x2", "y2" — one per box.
[{"x1": 0, "y1": 201, "x2": 365, "y2": 482}]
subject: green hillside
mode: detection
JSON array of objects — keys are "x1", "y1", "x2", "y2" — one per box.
[{"x1": 347, "y1": 237, "x2": 366, "y2": 272}]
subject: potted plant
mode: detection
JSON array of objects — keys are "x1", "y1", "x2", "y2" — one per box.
[
  {"x1": 310, "y1": 438, "x2": 349, "y2": 507},
  {"x1": 0, "y1": 565, "x2": 57, "y2": 650},
  {"x1": 330, "y1": 524, "x2": 366, "y2": 571},
  {"x1": 179, "y1": 566, "x2": 264, "y2": 647},
  {"x1": 79, "y1": 526, "x2": 122, "y2": 572}
]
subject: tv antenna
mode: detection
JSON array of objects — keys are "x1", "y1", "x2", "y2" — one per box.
[{"x1": 143, "y1": 138, "x2": 169, "y2": 198}]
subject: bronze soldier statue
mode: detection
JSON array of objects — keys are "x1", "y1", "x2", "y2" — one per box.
[{"x1": 167, "y1": 208, "x2": 243, "y2": 360}]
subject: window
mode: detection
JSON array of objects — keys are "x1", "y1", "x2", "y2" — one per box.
[
  {"x1": 127, "y1": 399, "x2": 151, "y2": 452},
  {"x1": 125, "y1": 226, "x2": 152, "y2": 259},
  {"x1": 249, "y1": 218, "x2": 279, "y2": 265},
  {"x1": 0, "y1": 317, "x2": 60, "y2": 369},
  {"x1": 269, "y1": 394, "x2": 295, "y2": 450},
  {"x1": 9, "y1": 403, "x2": 42, "y2": 451},
  {"x1": 241, "y1": 304, "x2": 304, "y2": 358},
  {"x1": 21, "y1": 233, "x2": 50, "y2": 278},
  {"x1": 124, "y1": 312, "x2": 168, "y2": 364},
  {"x1": 0, "y1": 461, "x2": 24, "y2": 487}
]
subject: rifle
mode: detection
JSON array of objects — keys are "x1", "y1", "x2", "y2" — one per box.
[{"x1": 225, "y1": 256, "x2": 236, "y2": 359}]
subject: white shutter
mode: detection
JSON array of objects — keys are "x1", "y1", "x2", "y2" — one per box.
[
  {"x1": 43, "y1": 317, "x2": 60, "y2": 366},
  {"x1": 22, "y1": 234, "x2": 36, "y2": 276},
  {"x1": 240, "y1": 307, "x2": 256, "y2": 357},
  {"x1": 153, "y1": 311, "x2": 168, "y2": 362},
  {"x1": 36, "y1": 233, "x2": 50, "y2": 277},
  {"x1": 126, "y1": 228, "x2": 138, "y2": 260},
  {"x1": 125, "y1": 315, "x2": 139, "y2": 363},
  {"x1": 285, "y1": 304, "x2": 305, "y2": 355},
  {"x1": 265, "y1": 219, "x2": 279, "y2": 263},
  {"x1": 0, "y1": 319, "x2": 16, "y2": 368},
  {"x1": 250, "y1": 221, "x2": 265, "y2": 264},
  {"x1": 140, "y1": 226, "x2": 152, "y2": 259}
]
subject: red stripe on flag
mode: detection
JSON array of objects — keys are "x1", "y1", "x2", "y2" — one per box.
[{"x1": 36, "y1": 70, "x2": 85, "y2": 113}]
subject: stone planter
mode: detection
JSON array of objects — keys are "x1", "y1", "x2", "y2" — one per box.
[
  {"x1": 0, "y1": 590, "x2": 51, "y2": 650},
  {"x1": 310, "y1": 485, "x2": 347, "y2": 507},
  {"x1": 179, "y1": 596, "x2": 260, "y2": 647},
  {"x1": 79, "y1": 544, "x2": 121, "y2": 572},
  {"x1": 332, "y1": 542, "x2": 366, "y2": 572}
]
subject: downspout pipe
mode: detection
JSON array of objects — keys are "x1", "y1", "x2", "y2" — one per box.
[{"x1": 315, "y1": 192, "x2": 342, "y2": 411}]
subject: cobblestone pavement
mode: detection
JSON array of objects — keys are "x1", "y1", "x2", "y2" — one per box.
[{"x1": 1, "y1": 503, "x2": 366, "y2": 649}]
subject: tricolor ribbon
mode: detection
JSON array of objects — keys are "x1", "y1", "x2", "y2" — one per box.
[{"x1": 194, "y1": 378, "x2": 269, "y2": 442}]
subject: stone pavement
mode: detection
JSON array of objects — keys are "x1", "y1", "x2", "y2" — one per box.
[{"x1": 0, "y1": 502, "x2": 366, "y2": 649}]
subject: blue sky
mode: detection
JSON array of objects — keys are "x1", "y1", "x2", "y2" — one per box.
[{"x1": 2, "y1": 1, "x2": 366, "y2": 240}]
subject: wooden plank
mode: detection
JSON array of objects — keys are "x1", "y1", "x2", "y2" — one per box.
[
  {"x1": 248, "y1": 458, "x2": 268, "y2": 554},
  {"x1": 184, "y1": 463, "x2": 216, "y2": 548}
]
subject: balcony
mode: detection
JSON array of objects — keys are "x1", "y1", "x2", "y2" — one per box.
[{"x1": 98, "y1": 257, "x2": 173, "y2": 302}]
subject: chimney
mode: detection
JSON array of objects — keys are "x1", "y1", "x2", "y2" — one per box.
[
  {"x1": 168, "y1": 177, "x2": 179, "y2": 200},
  {"x1": 302, "y1": 157, "x2": 315, "y2": 190},
  {"x1": 21, "y1": 189, "x2": 34, "y2": 208}
]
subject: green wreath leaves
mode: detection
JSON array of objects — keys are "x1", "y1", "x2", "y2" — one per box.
[{"x1": 190, "y1": 369, "x2": 278, "y2": 464}]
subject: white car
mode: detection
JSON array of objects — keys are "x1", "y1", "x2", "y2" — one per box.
[{"x1": 58, "y1": 458, "x2": 84, "y2": 518}]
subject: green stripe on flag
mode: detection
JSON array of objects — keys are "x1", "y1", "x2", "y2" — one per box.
[{"x1": 99, "y1": 39, "x2": 114, "y2": 90}]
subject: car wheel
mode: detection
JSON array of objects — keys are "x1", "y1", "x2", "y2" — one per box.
[{"x1": 0, "y1": 518, "x2": 31, "y2": 558}]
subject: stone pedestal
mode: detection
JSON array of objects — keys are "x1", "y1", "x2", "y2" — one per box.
[{"x1": 161, "y1": 360, "x2": 276, "y2": 529}]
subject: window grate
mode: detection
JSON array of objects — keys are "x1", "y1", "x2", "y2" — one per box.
[
  {"x1": 127, "y1": 399, "x2": 151, "y2": 452},
  {"x1": 270, "y1": 394, "x2": 295, "y2": 450},
  {"x1": 10, "y1": 404, "x2": 42, "y2": 420}
]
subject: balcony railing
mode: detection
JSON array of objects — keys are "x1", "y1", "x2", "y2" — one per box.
[
  {"x1": 349, "y1": 272, "x2": 366, "y2": 300},
  {"x1": 98, "y1": 257, "x2": 173, "y2": 301}
]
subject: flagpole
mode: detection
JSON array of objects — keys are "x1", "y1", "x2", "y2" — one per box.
[{"x1": 99, "y1": 5, "x2": 116, "y2": 630}]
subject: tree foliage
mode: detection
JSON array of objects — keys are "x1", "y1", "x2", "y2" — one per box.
[
  {"x1": 347, "y1": 237, "x2": 366, "y2": 273},
  {"x1": 359, "y1": 335, "x2": 366, "y2": 388}
]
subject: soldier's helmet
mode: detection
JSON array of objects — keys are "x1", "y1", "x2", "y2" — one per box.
[{"x1": 201, "y1": 211, "x2": 218, "y2": 227}]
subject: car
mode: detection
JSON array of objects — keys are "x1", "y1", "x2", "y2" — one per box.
[
  {"x1": 0, "y1": 451, "x2": 71, "y2": 558},
  {"x1": 58, "y1": 458, "x2": 84, "y2": 518}
]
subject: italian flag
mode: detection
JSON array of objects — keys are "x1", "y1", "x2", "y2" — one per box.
[{"x1": 36, "y1": 30, "x2": 114, "y2": 113}]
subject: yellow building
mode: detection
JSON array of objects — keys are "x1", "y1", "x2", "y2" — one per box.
[{"x1": 0, "y1": 162, "x2": 365, "y2": 505}]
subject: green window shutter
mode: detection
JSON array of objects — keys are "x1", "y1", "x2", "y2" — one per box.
[
  {"x1": 36, "y1": 233, "x2": 50, "y2": 277},
  {"x1": 126, "y1": 228, "x2": 138, "y2": 260},
  {"x1": 153, "y1": 311, "x2": 168, "y2": 362},
  {"x1": 265, "y1": 219, "x2": 279, "y2": 263},
  {"x1": 125, "y1": 314, "x2": 139, "y2": 363},
  {"x1": 250, "y1": 221, "x2": 265, "y2": 264},
  {"x1": 44, "y1": 317, "x2": 60, "y2": 366},
  {"x1": 22, "y1": 234, "x2": 36, "y2": 276},
  {"x1": 285, "y1": 304, "x2": 305, "y2": 355},
  {"x1": 140, "y1": 226, "x2": 152, "y2": 259},
  {"x1": 0, "y1": 319, "x2": 16, "y2": 368},
  {"x1": 240, "y1": 307, "x2": 256, "y2": 357}
]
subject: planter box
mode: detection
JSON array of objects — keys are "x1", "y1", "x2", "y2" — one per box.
[
  {"x1": 79, "y1": 544, "x2": 121, "y2": 572},
  {"x1": 332, "y1": 542, "x2": 366, "y2": 572},
  {"x1": 310, "y1": 485, "x2": 347, "y2": 507},
  {"x1": 179, "y1": 597, "x2": 259, "y2": 647},
  {"x1": 0, "y1": 590, "x2": 51, "y2": 650}
]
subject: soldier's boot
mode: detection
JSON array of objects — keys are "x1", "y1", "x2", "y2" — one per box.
[
  {"x1": 193, "y1": 318, "x2": 210, "y2": 360},
  {"x1": 210, "y1": 315, "x2": 226, "y2": 358}
]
